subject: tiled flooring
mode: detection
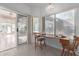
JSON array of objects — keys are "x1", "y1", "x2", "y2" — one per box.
[{"x1": 0, "y1": 43, "x2": 61, "y2": 56}]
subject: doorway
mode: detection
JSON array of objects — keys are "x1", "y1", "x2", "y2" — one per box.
[{"x1": 17, "y1": 15, "x2": 28, "y2": 45}]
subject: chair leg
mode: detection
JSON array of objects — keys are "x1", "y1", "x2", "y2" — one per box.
[
  {"x1": 69, "y1": 51, "x2": 76, "y2": 56},
  {"x1": 63, "y1": 49, "x2": 69, "y2": 56},
  {"x1": 61, "y1": 49, "x2": 64, "y2": 56},
  {"x1": 67, "y1": 50, "x2": 70, "y2": 56},
  {"x1": 63, "y1": 51, "x2": 66, "y2": 56},
  {"x1": 44, "y1": 40, "x2": 46, "y2": 47},
  {"x1": 73, "y1": 51, "x2": 76, "y2": 56},
  {"x1": 40, "y1": 41, "x2": 43, "y2": 49},
  {"x1": 35, "y1": 37, "x2": 37, "y2": 50},
  {"x1": 64, "y1": 50, "x2": 68, "y2": 56}
]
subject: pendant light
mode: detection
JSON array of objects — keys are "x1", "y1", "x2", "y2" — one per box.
[{"x1": 46, "y1": 3, "x2": 54, "y2": 13}]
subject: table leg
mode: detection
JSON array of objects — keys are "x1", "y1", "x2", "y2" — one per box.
[{"x1": 35, "y1": 37, "x2": 36, "y2": 49}]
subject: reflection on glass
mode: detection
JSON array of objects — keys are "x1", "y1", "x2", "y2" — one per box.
[
  {"x1": 0, "y1": 23, "x2": 15, "y2": 33},
  {"x1": 11, "y1": 24, "x2": 15, "y2": 32},
  {"x1": 7, "y1": 25, "x2": 11, "y2": 33},
  {"x1": 45, "y1": 15, "x2": 54, "y2": 35},
  {"x1": 56, "y1": 9, "x2": 75, "y2": 39},
  {"x1": 17, "y1": 16, "x2": 28, "y2": 44}
]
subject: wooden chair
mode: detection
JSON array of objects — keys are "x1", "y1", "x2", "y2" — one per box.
[
  {"x1": 65, "y1": 36, "x2": 79, "y2": 56},
  {"x1": 59, "y1": 38, "x2": 70, "y2": 56},
  {"x1": 59, "y1": 37, "x2": 77, "y2": 56}
]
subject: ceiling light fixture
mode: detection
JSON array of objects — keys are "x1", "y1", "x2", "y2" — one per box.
[{"x1": 46, "y1": 3, "x2": 54, "y2": 13}]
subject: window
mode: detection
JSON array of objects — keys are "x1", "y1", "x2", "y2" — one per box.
[
  {"x1": 56, "y1": 9, "x2": 75, "y2": 39},
  {"x1": 45, "y1": 15, "x2": 54, "y2": 35},
  {"x1": 33, "y1": 17, "x2": 40, "y2": 32}
]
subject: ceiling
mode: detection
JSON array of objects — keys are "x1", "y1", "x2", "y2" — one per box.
[
  {"x1": 26, "y1": 3, "x2": 79, "y2": 7},
  {"x1": 25, "y1": 3, "x2": 48, "y2": 7},
  {"x1": 26, "y1": 3, "x2": 79, "y2": 16},
  {"x1": 0, "y1": 3, "x2": 79, "y2": 16}
]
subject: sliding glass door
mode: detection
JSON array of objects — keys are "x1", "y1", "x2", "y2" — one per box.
[
  {"x1": 17, "y1": 15, "x2": 28, "y2": 44},
  {"x1": 0, "y1": 7, "x2": 29, "y2": 51},
  {"x1": 0, "y1": 8, "x2": 17, "y2": 51}
]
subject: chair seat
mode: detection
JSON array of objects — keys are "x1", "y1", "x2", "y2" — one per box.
[{"x1": 37, "y1": 37, "x2": 45, "y2": 41}]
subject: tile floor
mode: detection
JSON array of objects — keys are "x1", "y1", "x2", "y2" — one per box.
[{"x1": 0, "y1": 43, "x2": 61, "y2": 56}]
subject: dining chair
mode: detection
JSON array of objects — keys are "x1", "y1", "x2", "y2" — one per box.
[
  {"x1": 34, "y1": 33, "x2": 46, "y2": 49},
  {"x1": 59, "y1": 36, "x2": 77, "y2": 56},
  {"x1": 59, "y1": 38, "x2": 70, "y2": 56},
  {"x1": 37, "y1": 36, "x2": 46, "y2": 49}
]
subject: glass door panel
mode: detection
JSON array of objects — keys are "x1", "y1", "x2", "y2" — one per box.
[{"x1": 17, "y1": 15, "x2": 28, "y2": 44}]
